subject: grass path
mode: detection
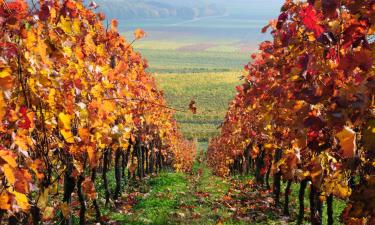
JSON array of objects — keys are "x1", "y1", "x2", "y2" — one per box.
[
  {"x1": 104, "y1": 143, "x2": 295, "y2": 225},
  {"x1": 99, "y1": 144, "x2": 345, "y2": 225},
  {"x1": 105, "y1": 143, "x2": 234, "y2": 224}
]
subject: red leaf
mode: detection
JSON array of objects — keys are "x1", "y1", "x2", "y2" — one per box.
[
  {"x1": 299, "y1": 5, "x2": 324, "y2": 37},
  {"x1": 18, "y1": 106, "x2": 31, "y2": 129},
  {"x1": 38, "y1": 4, "x2": 50, "y2": 21}
]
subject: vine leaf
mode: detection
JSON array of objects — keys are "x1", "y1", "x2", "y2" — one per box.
[
  {"x1": 335, "y1": 127, "x2": 356, "y2": 159},
  {"x1": 189, "y1": 100, "x2": 197, "y2": 114},
  {"x1": 134, "y1": 28, "x2": 146, "y2": 40},
  {"x1": 299, "y1": 5, "x2": 324, "y2": 37}
]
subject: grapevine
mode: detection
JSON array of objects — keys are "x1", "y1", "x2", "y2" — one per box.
[
  {"x1": 0, "y1": 0, "x2": 196, "y2": 224},
  {"x1": 208, "y1": 1, "x2": 374, "y2": 224}
]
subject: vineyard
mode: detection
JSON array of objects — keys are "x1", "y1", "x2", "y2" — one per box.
[
  {"x1": 0, "y1": 0, "x2": 374, "y2": 225},
  {"x1": 208, "y1": 0, "x2": 375, "y2": 225},
  {"x1": 0, "y1": 0, "x2": 196, "y2": 224}
]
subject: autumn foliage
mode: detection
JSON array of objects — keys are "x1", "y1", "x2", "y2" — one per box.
[
  {"x1": 0, "y1": 0, "x2": 195, "y2": 224},
  {"x1": 208, "y1": 0, "x2": 374, "y2": 224}
]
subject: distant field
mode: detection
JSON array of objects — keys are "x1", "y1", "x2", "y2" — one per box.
[
  {"x1": 154, "y1": 71, "x2": 243, "y2": 141},
  {"x1": 125, "y1": 14, "x2": 261, "y2": 141},
  {"x1": 138, "y1": 48, "x2": 249, "y2": 73},
  {"x1": 134, "y1": 30, "x2": 248, "y2": 141}
]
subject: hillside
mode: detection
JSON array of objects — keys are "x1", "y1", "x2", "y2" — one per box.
[{"x1": 93, "y1": 0, "x2": 225, "y2": 20}]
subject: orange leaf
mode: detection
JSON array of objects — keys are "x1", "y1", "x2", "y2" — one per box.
[
  {"x1": 336, "y1": 127, "x2": 356, "y2": 158},
  {"x1": 13, "y1": 168, "x2": 32, "y2": 194},
  {"x1": 0, "y1": 191, "x2": 10, "y2": 210},
  {"x1": 111, "y1": 19, "x2": 118, "y2": 30},
  {"x1": 29, "y1": 159, "x2": 45, "y2": 180},
  {"x1": 0, "y1": 66, "x2": 14, "y2": 90},
  {"x1": 134, "y1": 28, "x2": 146, "y2": 40},
  {"x1": 78, "y1": 128, "x2": 90, "y2": 143},
  {"x1": 86, "y1": 146, "x2": 97, "y2": 168},
  {"x1": 0, "y1": 92, "x2": 5, "y2": 122}
]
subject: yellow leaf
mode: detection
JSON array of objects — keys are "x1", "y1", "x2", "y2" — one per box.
[
  {"x1": 13, "y1": 191, "x2": 30, "y2": 210},
  {"x1": 3, "y1": 164, "x2": 16, "y2": 185},
  {"x1": 25, "y1": 30, "x2": 36, "y2": 48},
  {"x1": 37, "y1": 189, "x2": 49, "y2": 209},
  {"x1": 0, "y1": 67, "x2": 11, "y2": 78},
  {"x1": 58, "y1": 113, "x2": 74, "y2": 143},
  {"x1": 125, "y1": 114, "x2": 133, "y2": 123},
  {"x1": 47, "y1": 89, "x2": 56, "y2": 108},
  {"x1": 0, "y1": 149, "x2": 17, "y2": 167},
  {"x1": 59, "y1": 17, "x2": 72, "y2": 34},
  {"x1": 63, "y1": 46, "x2": 72, "y2": 57},
  {"x1": 58, "y1": 113, "x2": 71, "y2": 130},
  {"x1": 96, "y1": 44, "x2": 105, "y2": 56},
  {"x1": 72, "y1": 19, "x2": 81, "y2": 34},
  {"x1": 336, "y1": 127, "x2": 356, "y2": 158},
  {"x1": 61, "y1": 129, "x2": 74, "y2": 144}
]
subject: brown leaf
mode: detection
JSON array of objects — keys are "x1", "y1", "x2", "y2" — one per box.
[{"x1": 189, "y1": 100, "x2": 197, "y2": 114}]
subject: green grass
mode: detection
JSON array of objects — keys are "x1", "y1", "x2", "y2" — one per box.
[
  {"x1": 104, "y1": 172, "x2": 189, "y2": 225},
  {"x1": 154, "y1": 71, "x2": 242, "y2": 141},
  {"x1": 139, "y1": 48, "x2": 249, "y2": 74},
  {"x1": 100, "y1": 143, "x2": 238, "y2": 225}
]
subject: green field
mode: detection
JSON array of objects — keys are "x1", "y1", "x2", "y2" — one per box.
[
  {"x1": 132, "y1": 34, "x2": 247, "y2": 142},
  {"x1": 154, "y1": 71, "x2": 242, "y2": 141},
  {"x1": 139, "y1": 49, "x2": 249, "y2": 73}
]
